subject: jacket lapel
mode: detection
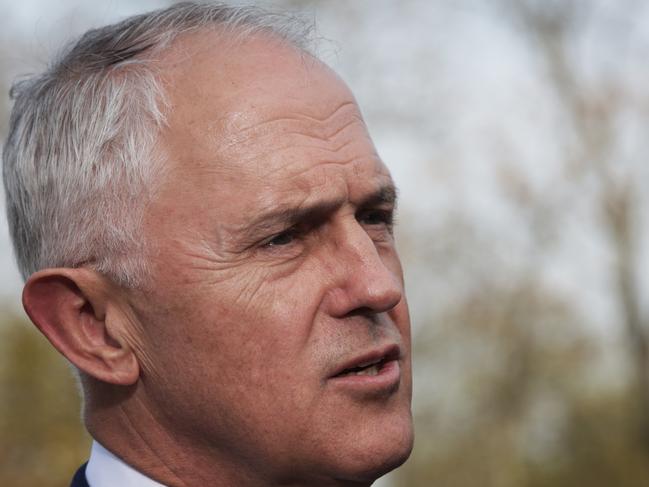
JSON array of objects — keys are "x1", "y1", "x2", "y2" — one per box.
[{"x1": 70, "y1": 462, "x2": 90, "y2": 487}]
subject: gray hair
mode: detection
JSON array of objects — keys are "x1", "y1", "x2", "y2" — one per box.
[{"x1": 2, "y1": 2, "x2": 315, "y2": 288}]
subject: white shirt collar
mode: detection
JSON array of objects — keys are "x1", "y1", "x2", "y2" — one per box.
[{"x1": 86, "y1": 440, "x2": 167, "y2": 487}]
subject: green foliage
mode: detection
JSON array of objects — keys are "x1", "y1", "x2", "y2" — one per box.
[
  {"x1": 0, "y1": 312, "x2": 90, "y2": 487},
  {"x1": 397, "y1": 389, "x2": 649, "y2": 487},
  {"x1": 393, "y1": 281, "x2": 649, "y2": 487}
]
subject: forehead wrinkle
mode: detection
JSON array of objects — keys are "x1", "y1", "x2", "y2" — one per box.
[
  {"x1": 238, "y1": 152, "x2": 383, "y2": 183},
  {"x1": 248, "y1": 100, "x2": 357, "y2": 127},
  {"x1": 261, "y1": 116, "x2": 362, "y2": 145},
  {"x1": 226, "y1": 122, "x2": 368, "y2": 157},
  {"x1": 231, "y1": 139, "x2": 363, "y2": 167},
  {"x1": 213, "y1": 121, "x2": 376, "y2": 178},
  {"x1": 215, "y1": 101, "x2": 363, "y2": 152}
]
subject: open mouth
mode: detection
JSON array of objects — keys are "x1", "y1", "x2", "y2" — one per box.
[
  {"x1": 335, "y1": 357, "x2": 390, "y2": 377},
  {"x1": 331, "y1": 345, "x2": 401, "y2": 379}
]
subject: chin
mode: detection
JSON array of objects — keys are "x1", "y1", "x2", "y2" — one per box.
[{"x1": 330, "y1": 410, "x2": 414, "y2": 484}]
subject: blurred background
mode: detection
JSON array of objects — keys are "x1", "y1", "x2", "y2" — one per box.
[{"x1": 2, "y1": 0, "x2": 649, "y2": 486}]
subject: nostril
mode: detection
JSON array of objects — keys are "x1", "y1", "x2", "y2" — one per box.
[{"x1": 345, "y1": 307, "x2": 381, "y2": 319}]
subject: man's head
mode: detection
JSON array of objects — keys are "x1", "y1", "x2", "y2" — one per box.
[{"x1": 3, "y1": 3, "x2": 413, "y2": 485}]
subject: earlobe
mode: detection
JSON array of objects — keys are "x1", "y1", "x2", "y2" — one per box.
[{"x1": 22, "y1": 268, "x2": 140, "y2": 386}]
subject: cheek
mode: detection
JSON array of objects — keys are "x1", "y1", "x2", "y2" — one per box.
[
  {"x1": 140, "y1": 273, "x2": 324, "y2": 433},
  {"x1": 144, "y1": 265, "x2": 319, "y2": 381}
]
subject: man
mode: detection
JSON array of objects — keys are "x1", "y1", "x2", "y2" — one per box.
[{"x1": 3, "y1": 2, "x2": 413, "y2": 486}]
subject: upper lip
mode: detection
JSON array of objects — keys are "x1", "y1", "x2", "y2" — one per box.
[{"x1": 329, "y1": 343, "x2": 401, "y2": 378}]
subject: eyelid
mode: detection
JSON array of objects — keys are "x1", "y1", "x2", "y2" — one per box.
[
  {"x1": 259, "y1": 224, "x2": 304, "y2": 249},
  {"x1": 357, "y1": 207, "x2": 395, "y2": 223}
]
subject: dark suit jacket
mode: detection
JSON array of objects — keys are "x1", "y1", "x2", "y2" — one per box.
[{"x1": 70, "y1": 463, "x2": 89, "y2": 487}]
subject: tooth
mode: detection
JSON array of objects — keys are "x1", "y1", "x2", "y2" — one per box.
[
  {"x1": 357, "y1": 359, "x2": 381, "y2": 369},
  {"x1": 355, "y1": 365, "x2": 379, "y2": 376}
]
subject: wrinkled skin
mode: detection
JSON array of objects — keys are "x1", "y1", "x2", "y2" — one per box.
[{"x1": 100, "y1": 32, "x2": 413, "y2": 486}]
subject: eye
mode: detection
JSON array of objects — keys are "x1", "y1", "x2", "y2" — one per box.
[
  {"x1": 262, "y1": 228, "x2": 297, "y2": 248},
  {"x1": 357, "y1": 209, "x2": 394, "y2": 228}
]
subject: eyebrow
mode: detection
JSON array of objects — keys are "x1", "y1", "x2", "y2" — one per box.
[
  {"x1": 359, "y1": 184, "x2": 398, "y2": 209},
  {"x1": 240, "y1": 183, "x2": 398, "y2": 243}
]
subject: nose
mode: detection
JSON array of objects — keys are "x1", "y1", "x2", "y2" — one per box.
[{"x1": 323, "y1": 221, "x2": 403, "y2": 318}]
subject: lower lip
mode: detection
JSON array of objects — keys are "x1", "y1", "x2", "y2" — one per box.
[{"x1": 328, "y1": 359, "x2": 401, "y2": 393}]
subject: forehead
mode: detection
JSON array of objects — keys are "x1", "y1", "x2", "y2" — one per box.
[
  {"x1": 156, "y1": 31, "x2": 392, "y2": 213},
  {"x1": 159, "y1": 30, "x2": 352, "y2": 134}
]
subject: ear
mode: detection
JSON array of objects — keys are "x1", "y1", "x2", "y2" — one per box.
[{"x1": 22, "y1": 267, "x2": 140, "y2": 385}]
